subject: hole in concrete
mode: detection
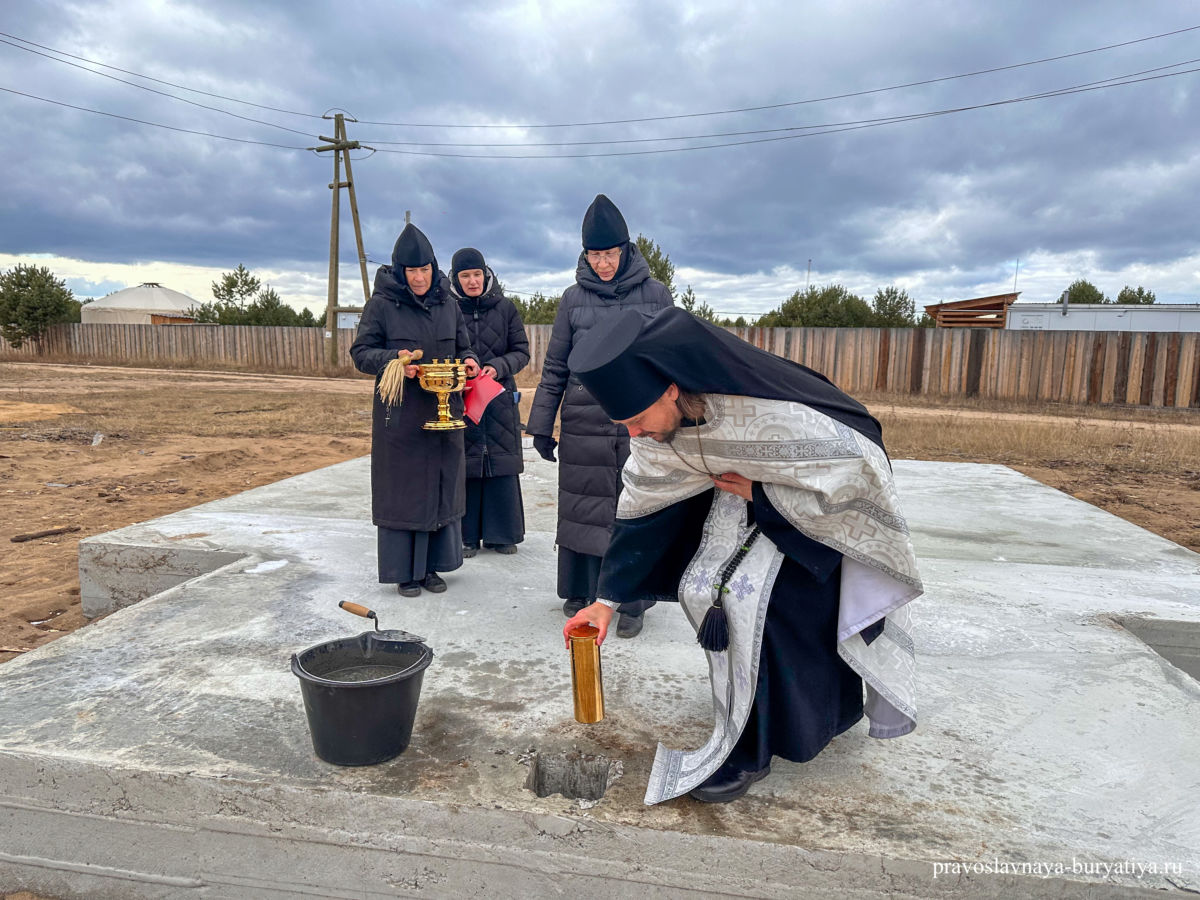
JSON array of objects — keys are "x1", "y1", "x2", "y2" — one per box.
[
  {"x1": 524, "y1": 751, "x2": 614, "y2": 801},
  {"x1": 1116, "y1": 616, "x2": 1200, "y2": 680}
]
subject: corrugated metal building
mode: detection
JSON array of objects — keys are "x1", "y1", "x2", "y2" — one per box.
[{"x1": 1007, "y1": 301, "x2": 1200, "y2": 332}]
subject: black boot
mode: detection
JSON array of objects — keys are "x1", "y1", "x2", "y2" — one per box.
[
  {"x1": 562, "y1": 598, "x2": 589, "y2": 617},
  {"x1": 422, "y1": 572, "x2": 447, "y2": 593},
  {"x1": 688, "y1": 762, "x2": 771, "y2": 803},
  {"x1": 616, "y1": 612, "x2": 643, "y2": 638}
]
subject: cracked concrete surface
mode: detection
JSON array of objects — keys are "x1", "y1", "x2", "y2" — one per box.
[{"x1": 2, "y1": 453, "x2": 1199, "y2": 897}]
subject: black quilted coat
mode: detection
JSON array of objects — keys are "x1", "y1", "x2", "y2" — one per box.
[
  {"x1": 525, "y1": 244, "x2": 674, "y2": 556},
  {"x1": 350, "y1": 266, "x2": 477, "y2": 531},
  {"x1": 449, "y1": 269, "x2": 530, "y2": 478}
]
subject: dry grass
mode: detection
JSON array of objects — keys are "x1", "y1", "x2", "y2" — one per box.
[
  {"x1": 0, "y1": 350, "x2": 352, "y2": 379},
  {"x1": 47, "y1": 388, "x2": 373, "y2": 439},
  {"x1": 877, "y1": 409, "x2": 1200, "y2": 478},
  {"x1": 857, "y1": 389, "x2": 1200, "y2": 426}
]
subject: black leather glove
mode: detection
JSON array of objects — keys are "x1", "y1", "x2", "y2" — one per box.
[{"x1": 532, "y1": 435, "x2": 557, "y2": 463}]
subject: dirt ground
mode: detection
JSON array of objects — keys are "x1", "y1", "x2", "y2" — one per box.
[{"x1": 2, "y1": 361, "x2": 1198, "y2": 668}]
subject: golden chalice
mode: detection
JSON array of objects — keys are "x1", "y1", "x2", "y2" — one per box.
[{"x1": 417, "y1": 359, "x2": 468, "y2": 430}]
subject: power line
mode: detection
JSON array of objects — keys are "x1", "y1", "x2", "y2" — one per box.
[
  {"x1": 368, "y1": 64, "x2": 1200, "y2": 158},
  {"x1": 0, "y1": 30, "x2": 325, "y2": 120},
  {"x1": 365, "y1": 58, "x2": 1200, "y2": 149},
  {"x1": 354, "y1": 24, "x2": 1200, "y2": 128},
  {"x1": 0, "y1": 37, "x2": 320, "y2": 139},
  {"x1": 1, "y1": 24, "x2": 1196, "y2": 132},
  {"x1": 5, "y1": 59, "x2": 1196, "y2": 160},
  {"x1": 0, "y1": 86, "x2": 312, "y2": 150}
]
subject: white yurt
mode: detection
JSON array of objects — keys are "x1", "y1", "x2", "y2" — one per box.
[{"x1": 80, "y1": 282, "x2": 198, "y2": 324}]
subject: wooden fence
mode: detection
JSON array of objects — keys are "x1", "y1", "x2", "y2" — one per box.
[
  {"x1": 2, "y1": 323, "x2": 1198, "y2": 408},
  {"x1": 0, "y1": 323, "x2": 365, "y2": 376},
  {"x1": 717, "y1": 326, "x2": 1200, "y2": 409}
]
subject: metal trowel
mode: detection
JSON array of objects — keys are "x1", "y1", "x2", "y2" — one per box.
[{"x1": 338, "y1": 600, "x2": 426, "y2": 646}]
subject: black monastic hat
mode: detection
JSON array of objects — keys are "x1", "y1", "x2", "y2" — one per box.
[
  {"x1": 581, "y1": 194, "x2": 630, "y2": 250},
  {"x1": 568, "y1": 306, "x2": 887, "y2": 448},
  {"x1": 568, "y1": 309, "x2": 670, "y2": 420},
  {"x1": 391, "y1": 223, "x2": 437, "y2": 269}
]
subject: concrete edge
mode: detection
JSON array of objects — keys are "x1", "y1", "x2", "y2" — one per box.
[
  {"x1": 79, "y1": 537, "x2": 246, "y2": 618},
  {"x1": 0, "y1": 752, "x2": 1176, "y2": 899}
]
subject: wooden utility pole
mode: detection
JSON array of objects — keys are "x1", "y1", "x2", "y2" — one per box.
[{"x1": 309, "y1": 113, "x2": 372, "y2": 368}]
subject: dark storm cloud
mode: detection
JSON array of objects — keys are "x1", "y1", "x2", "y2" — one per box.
[{"x1": 1, "y1": 0, "x2": 1198, "y2": 308}]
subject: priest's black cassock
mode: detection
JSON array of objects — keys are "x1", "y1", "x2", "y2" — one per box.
[
  {"x1": 569, "y1": 307, "x2": 920, "y2": 801},
  {"x1": 599, "y1": 482, "x2": 865, "y2": 770}
]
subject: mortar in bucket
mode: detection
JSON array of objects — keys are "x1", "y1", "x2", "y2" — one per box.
[{"x1": 291, "y1": 602, "x2": 434, "y2": 766}]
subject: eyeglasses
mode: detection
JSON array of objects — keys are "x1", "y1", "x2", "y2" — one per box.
[{"x1": 586, "y1": 249, "x2": 622, "y2": 264}]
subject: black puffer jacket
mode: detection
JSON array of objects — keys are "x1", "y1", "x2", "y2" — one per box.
[
  {"x1": 350, "y1": 266, "x2": 477, "y2": 531},
  {"x1": 449, "y1": 268, "x2": 530, "y2": 479},
  {"x1": 526, "y1": 244, "x2": 674, "y2": 556}
]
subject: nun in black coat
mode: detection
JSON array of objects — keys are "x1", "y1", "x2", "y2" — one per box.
[
  {"x1": 350, "y1": 223, "x2": 479, "y2": 595},
  {"x1": 447, "y1": 247, "x2": 530, "y2": 554}
]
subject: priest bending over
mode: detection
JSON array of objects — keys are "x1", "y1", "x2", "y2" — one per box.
[{"x1": 563, "y1": 307, "x2": 922, "y2": 805}]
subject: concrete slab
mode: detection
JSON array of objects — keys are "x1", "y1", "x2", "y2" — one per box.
[{"x1": 2, "y1": 454, "x2": 1199, "y2": 898}]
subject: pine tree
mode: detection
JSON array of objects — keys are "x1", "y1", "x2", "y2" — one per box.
[{"x1": 0, "y1": 264, "x2": 77, "y2": 348}]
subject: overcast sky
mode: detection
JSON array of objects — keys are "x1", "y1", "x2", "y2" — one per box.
[{"x1": 2, "y1": 1, "x2": 1198, "y2": 318}]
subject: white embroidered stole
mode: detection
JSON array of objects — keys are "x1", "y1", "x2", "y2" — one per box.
[{"x1": 644, "y1": 490, "x2": 783, "y2": 805}]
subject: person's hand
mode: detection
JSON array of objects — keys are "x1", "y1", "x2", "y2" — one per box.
[
  {"x1": 712, "y1": 471, "x2": 753, "y2": 499},
  {"x1": 396, "y1": 349, "x2": 420, "y2": 378},
  {"x1": 533, "y1": 435, "x2": 557, "y2": 462},
  {"x1": 463, "y1": 358, "x2": 480, "y2": 377},
  {"x1": 482, "y1": 364, "x2": 497, "y2": 379},
  {"x1": 563, "y1": 602, "x2": 615, "y2": 647}
]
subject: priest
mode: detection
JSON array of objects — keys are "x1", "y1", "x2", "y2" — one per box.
[{"x1": 562, "y1": 307, "x2": 921, "y2": 805}]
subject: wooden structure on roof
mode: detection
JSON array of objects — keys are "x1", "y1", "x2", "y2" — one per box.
[{"x1": 924, "y1": 292, "x2": 1019, "y2": 328}]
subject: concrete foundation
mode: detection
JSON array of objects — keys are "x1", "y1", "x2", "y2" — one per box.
[{"x1": 2, "y1": 454, "x2": 1198, "y2": 897}]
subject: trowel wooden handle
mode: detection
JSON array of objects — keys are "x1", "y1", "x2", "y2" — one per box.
[
  {"x1": 338, "y1": 601, "x2": 376, "y2": 620},
  {"x1": 398, "y1": 349, "x2": 424, "y2": 364}
]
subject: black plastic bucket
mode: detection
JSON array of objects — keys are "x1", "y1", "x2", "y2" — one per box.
[{"x1": 291, "y1": 631, "x2": 434, "y2": 766}]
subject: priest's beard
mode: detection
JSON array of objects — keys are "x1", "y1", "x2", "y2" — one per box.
[{"x1": 651, "y1": 392, "x2": 706, "y2": 443}]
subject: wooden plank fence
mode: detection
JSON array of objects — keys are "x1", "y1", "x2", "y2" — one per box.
[
  {"x1": 2, "y1": 323, "x2": 1197, "y2": 408},
  {"x1": 0, "y1": 324, "x2": 366, "y2": 377}
]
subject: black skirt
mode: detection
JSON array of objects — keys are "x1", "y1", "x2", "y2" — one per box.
[
  {"x1": 462, "y1": 474, "x2": 524, "y2": 546},
  {"x1": 377, "y1": 522, "x2": 463, "y2": 584},
  {"x1": 557, "y1": 546, "x2": 602, "y2": 601},
  {"x1": 560, "y1": 546, "x2": 649, "y2": 615}
]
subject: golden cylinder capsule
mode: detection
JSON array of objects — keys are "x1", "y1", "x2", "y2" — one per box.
[{"x1": 567, "y1": 623, "x2": 604, "y2": 724}]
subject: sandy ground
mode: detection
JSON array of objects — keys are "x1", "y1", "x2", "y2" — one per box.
[
  {"x1": 2, "y1": 362, "x2": 1197, "y2": 668},
  {"x1": 1, "y1": 364, "x2": 373, "y2": 663}
]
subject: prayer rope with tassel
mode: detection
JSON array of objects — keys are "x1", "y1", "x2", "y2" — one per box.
[
  {"x1": 697, "y1": 525, "x2": 761, "y2": 653},
  {"x1": 377, "y1": 349, "x2": 423, "y2": 408}
]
